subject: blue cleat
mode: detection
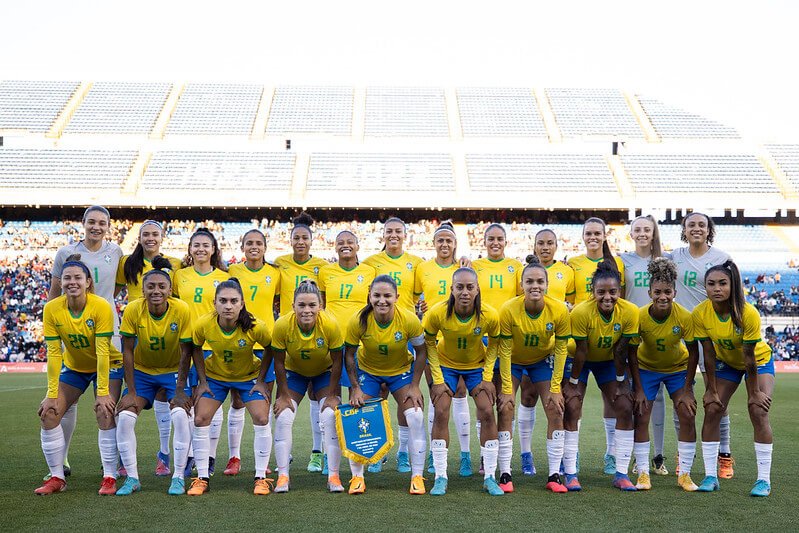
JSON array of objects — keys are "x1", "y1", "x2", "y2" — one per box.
[
  {"x1": 697, "y1": 475, "x2": 720, "y2": 492},
  {"x1": 184, "y1": 457, "x2": 195, "y2": 478},
  {"x1": 430, "y1": 476, "x2": 448, "y2": 496},
  {"x1": 483, "y1": 476, "x2": 504, "y2": 496},
  {"x1": 208, "y1": 457, "x2": 216, "y2": 477},
  {"x1": 564, "y1": 473, "x2": 582, "y2": 492},
  {"x1": 603, "y1": 454, "x2": 616, "y2": 475},
  {"x1": 427, "y1": 452, "x2": 435, "y2": 474},
  {"x1": 521, "y1": 452, "x2": 536, "y2": 476},
  {"x1": 368, "y1": 456, "x2": 386, "y2": 473},
  {"x1": 322, "y1": 454, "x2": 329, "y2": 475},
  {"x1": 459, "y1": 452, "x2": 473, "y2": 477},
  {"x1": 396, "y1": 452, "x2": 411, "y2": 473},
  {"x1": 612, "y1": 472, "x2": 637, "y2": 491},
  {"x1": 750, "y1": 479, "x2": 771, "y2": 497},
  {"x1": 168, "y1": 477, "x2": 185, "y2": 495},
  {"x1": 116, "y1": 477, "x2": 141, "y2": 496},
  {"x1": 155, "y1": 451, "x2": 171, "y2": 476}
]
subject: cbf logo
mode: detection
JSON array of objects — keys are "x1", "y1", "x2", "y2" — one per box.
[
  {"x1": 104, "y1": 254, "x2": 112, "y2": 264},
  {"x1": 716, "y1": 360, "x2": 726, "y2": 371},
  {"x1": 316, "y1": 337, "x2": 325, "y2": 347},
  {"x1": 672, "y1": 326, "x2": 681, "y2": 335},
  {"x1": 556, "y1": 272, "x2": 563, "y2": 280},
  {"x1": 238, "y1": 339, "x2": 247, "y2": 348},
  {"x1": 358, "y1": 374, "x2": 366, "y2": 386},
  {"x1": 406, "y1": 262, "x2": 413, "y2": 270},
  {"x1": 265, "y1": 276, "x2": 272, "y2": 284},
  {"x1": 358, "y1": 418, "x2": 370, "y2": 434},
  {"x1": 507, "y1": 265, "x2": 515, "y2": 273},
  {"x1": 170, "y1": 322, "x2": 178, "y2": 332},
  {"x1": 313, "y1": 267, "x2": 320, "y2": 276},
  {"x1": 734, "y1": 326, "x2": 743, "y2": 335},
  {"x1": 473, "y1": 326, "x2": 482, "y2": 336},
  {"x1": 357, "y1": 275, "x2": 364, "y2": 284},
  {"x1": 213, "y1": 280, "x2": 220, "y2": 288},
  {"x1": 546, "y1": 322, "x2": 554, "y2": 331},
  {"x1": 86, "y1": 319, "x2": 95, "y2": 329},
  {"x1": 613, "y1": 323, "x2": 621, "y2": 332},
  {"x1": 394, "y1": 332, "x2": 404, "y2": 342}
]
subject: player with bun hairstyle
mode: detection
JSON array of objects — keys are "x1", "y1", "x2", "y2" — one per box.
[
  {"x1": 496, "y1": 255, "x2": 571, "y2": 493},
  {"x1": 692, "y1": 260, "x2": 774, "y2": 497},
  {"x1": 563, "y1": 259, "x2": 639, "y2": 491},
  {"x1": 187, "y1": 278, "x2": 274, "y2": 496}
]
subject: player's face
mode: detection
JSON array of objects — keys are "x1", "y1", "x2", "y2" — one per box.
[
  {"x1": 291, "y1": 228, "x2": 312, "y2": 257},
  {"x1": 61, "y1": 266, "x2": 89, "y2": 297},
  {"x1": 705, "y1": 270, "x2": 731, "y2": 304},
  {"x1": 369, "y1": 281, "x2": 398, "y2": 318},
  {"x1": 242, "y1": 232, "x2": 266, "y2": 262},
  {"x1": 593, "y1": 277, "x2": 620, "y2": 314},
  {"x1": 451, "y1": 271, "x2": 479, "y2": 311},
  {"x1": 522, "y1": 267, "x2": 547, "y2": 303},
  {"x1": 143, "y1": 275, "x2": 170, "y2": 307},
  {"x1": 630, "y1": 219, "x2": 654, "y2": 251},
  {"x1": 335, "y1": 232, "x2": 359, "y2": 261},
  {"x1": 435, "y1": 233, "x2": 455, "y2": 261},
  {"x1": 583, "y1": 222, "x2": 605, "y2": 254},
  {"x1": 648, "y1": 280, "x2": 675, "y2": 313},
  {"x1": 293, "y1": 293, "x2": 321, "y2": 329},
  {"x1": 190, "y1": 235, "x2": 214, "y2": 265},
  {"x1": 534, "y1": 231, "x2": 557, "y2": 264},
  {"x1": 484, "y1": 227, "x2": 506, "y2": 260},
  {"x1": 383, "y1": 222, "x2": 406, "y2": 254},
  {"x1": 683, "y1": 214, "x2": 709, "y2": 245},
  {"x1": 83, "y1": 211, "x2": 110, "y2": 243},
  {"x1": 215, "y1": 288, "x2": 243, "y2": 321},
  {"x1": 139, "y1": 225, "x2": 163, "y2": 255}
]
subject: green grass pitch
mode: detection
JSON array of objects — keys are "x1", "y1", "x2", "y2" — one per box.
[{"x1": 3, "y1": 373, "x2": 798, "y2": 531}]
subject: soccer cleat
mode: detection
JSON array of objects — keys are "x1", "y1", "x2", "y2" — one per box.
[
  {"x1": 64, "y1": 459, "x2": 72, "y2": 477},
  {"x1": 652, "y1": 454, "x2": 668, "y2": 475},
  {"x1": 631, "y1": 457, "x2": 637, "y2": 475},
  {"x1": 98, "y1": 476, "x2": 117, "y2": 495},
  {"x1": 367, "y1": 457, "x2": 386, "y2": 473},
  {"x1": 223, "y1": 457, "x2": 241, "y2": 476},
  {"x1": 396, "y1": 451, "x2": 411, "y2": 473},
  {"x1": 697, "y1": 475, "x2": 720, "y2": 492},
  {"x1": 459, "y1": 452, "x2": 473, "y2": 477},
  {"x1": 168, "y1": 477, "x2": 185, "y2": 495},
  {"x1": 430, "y1": 476, "x2": 448, "y2": 496},
  {"x1": 327, "y1": 474, "x2": 345, "y2": 493},
  {"x1": 521, "y1": 452, "x2": 536, "y2": 476},
  {"x1": 563, "y1": 473, "x2": 582, "y2": 492},
  {"x1": 34, "y1": 476, "x2": 66, "y2": 495},
  {"x1": 208, "y1": 457, "x2": 216, "y2": 477},
  {"x1": 603, "y1": 454, "x2": 617, "y2": 475},
  {"x1": 718, "y1": 454, "x2": 735, "y2": 479},
  {"x1": 409, "y1": 475, "x2": 426, "y2": 495},
  {"x1": 155, "y1": 451, "x2": 171, "y2": 476},
  {"x1": 348, "y1": 476, "x2": 365, "y2": 495},
  {"x1": 254, "y1": 477, "x2": 274, "y2": 496},
  {"x1": 636, "y1": 472, "x2": 652, "y2": 490},
  {"x1": 750, "y1": 479, "x2": 771, "y2": 497},
  {"x1": 427, "y1": 452, "x2": 435, "y2": 474},
  {"x1": 274, "y1": 475, "x2": 290, "y2": 493},
  {"x1": 307, "y1": 451, "x2": 324, "y2": 473},
  {"x1": 117, "y1": 461, "x2": 127, "y2": 478},
  {"x1": 675, "y1": 453, "x2": 680, "y2": 476},
  {"x1": 322, "y1": 454, "x2": 329, "y2": 475},
  {"x1": 678, "y1": 473, "x2": 698, "y2": 492},
  {"x1": 498, "y1": 472, "x2": 514, "y2": 493},
  {"x1": 545, "y1": 474, "x2": 568, "y2": 493},
  {"x1": 612, "y1": 473, "x2": 637, "y2": 491},
  {"x1": 478, "y1": 456, "x2": 485, "y2": 476},
  {"x1": 184, "y1": 457, "x2": 195, "y2": 478},
  {"x1": 116, "y1": 477, "x2": 142, "y2": 496},
  {"x1": 187, "y1": 477, "x2": 209, "y2": 496},
  {"x1": 483, "y1": 475, "x2": 504, "y2": 496}
]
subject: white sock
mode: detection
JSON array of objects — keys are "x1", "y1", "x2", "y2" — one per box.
[
  {"x1": 754, "y1": 442, "x2": 773, "y2": 484},
  {"x1": 61, "y1": 403, "x2": 78, "y2": 458},
  {"x1": 309, "y1": 400, "x2": 322, "y2": 451},
  {"x1": 652, "y1": 387, "x2": 666, "y2": 457},
  {"x1": 320, "y1": 403, "x2": 341, "y2": 476},
  {"x1": 398, "y1": 425, "x2": 410, "y2": 455},
  {"x1": 702, "y1": 441, "x2": 720, "y2": 478},
  {"x1": 678, "y1": 440, "x2": 695, "y2": 476},
  {"x1": 432, "y1": 439, "x2": 448, "y2": 479},
  {"x1": 517, "y1": 404, "x2": 535, "y2": 454},
  {"x1": 117, "y1": 411, "x2": 140, "y2": 480},
  {"x1": 719, "y1": 415, "x2": 732, "y2": 454},
  {"x1": 153, "y1": 400, "x2": 172, "y2": 456},
  {"x1": 563, "y1": 430, "x2": 579, "y2": 475},
  {"x1": 209, "y1": 407, "x2": 224, "y2": 460},
  {"x1": 41, "y1": 426, "x2": 65, "y2": 479},
  {"x1": 498, "y1": 431, "x2": 512, "y2": 475},
  {"x1": 452, "y1": 397, "x2": 471, "y2": 453},
  {"x1": 427, "y1": 398, "x2": 435, "y2": 443},
  {"x1": 604, "y1": 418, "x2": 616, "y2": 456},
  {"x1": 275, "y1": 401, "x2": 297, "y2": 476},
  {"x1": 614, "y1": 429, "x2": 634, "y2": 474},
  {"x1": 171, "y1": 408, "x2": 191, "y2": 479},
  {"x1": 404, "y1": 408, "x2": 426, "y2": 477},
  {"x1": 193, "y1": 425, "x2": 211, "y2": 478},
  {"x1": 350, "y1": 460, "x2": 364, "y2": 477},
  {"x1": 482, "y1": 439, "x2": 499, "y2": 479},
  {"x1": 98, "y1": 427, "x2": 118, "y2": 478},
  {"x1": 633, "y1": 441, "x2": 650, "y2": 475},
  {"x1": 227, "y1": 406, "x2": 246, "y2": 459},
  {"x1": 546, "y1": 430, "x2": 565, "y2": 476},
  {"x1": 253, "y1": 423, "x2": 272, "y2": 479}
]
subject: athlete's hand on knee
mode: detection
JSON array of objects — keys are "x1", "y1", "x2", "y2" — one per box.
[
  {"x1": 249, "y1": 381, "x2": 269, "y2": 400},
  {"x1": 349, "y1": 386, "x2": 366, "y2": 408},
  {"x1": 116, "y1": 392, "x2": 139, "y2": 415},
  {"x1": 193, "y1": 381, "x2": 213, "y2": 401},
  {"x1": 702, "y1": 389, "x2": 722, "y2": 409},
  {"x1": 497, "y1": 393, "x2": 514, "y2": 412},
  {"x1": 546, "y1": 392, "x2": 565, "y2": 417},
  {"x1": 273, "y1": 395, "x2": 295, "y2": 415},
  {"x1": 322, "y1": 395, "x2": 340, "y2": 413},
  {"x1": 171, "y1": 389, "x2": 192, "y2": 413},
  {"x1": 473, "y1": 380, "x2": 496, "y2": 405},
  {"x1": 563, "y1": 382, "x2": 582, "y2": 406},
  {"x1": 676, "y1": 389, "x2": 697, "y2": 416},
  {"x1": 94, "y1": 394, "x2": 116, "y2": 417},
  {"x1": 404, "y1": 384, "x2": 424, "y2": 410},
  {"x1": 38, "y1": 397, "x2": 59, "y2": 420},
  {"x1": 748, "y1": 390, "x2": 772, "y2": 412},
  {"x1": 430, "y1": 383, "x2": 452, "y2": 404}
]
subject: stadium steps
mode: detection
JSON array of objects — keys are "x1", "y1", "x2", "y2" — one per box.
[
  {"x1": 123, "y1": 150, "x2": 152, "y2": 195},
  {"x1": 352, "y1": 87, "x2": 366, "y2": 141},
  {"x1": 606, "y1": 155, "x2": 633, "y2": 197},
  {"x1": 291, "y1": 153, "x2": 310, "y2": 200},
  {"x1": 769, "y1": 225, "x2": 799, "y2": 255},
  {"x1": 122, "y1": 222, "x2": 142, "y2": 250},
  {"x1": 46, "y1": 81, "x2": 92, "y2": 139},
  {"x1": 533, "y1": 88, "x2": 562, "y2": 142},
  {"x1": 758, "y1": 150, "x2": 799, "y2": 199},
  {"x1": 454, "y1": 223, "x2": 472, "y2": 257},
  {"x1": 623, "y1": 91, "x2": 659, "y2": 143},
  {"x1": 250, "y1": 86, "x2": 274, "y2": 140},
  {"x1": 445, "y1": 88, "x2": 463, "y2": 140},
  {"x1": 150, "y1": 83, "x2": 184, "y2": 140}
]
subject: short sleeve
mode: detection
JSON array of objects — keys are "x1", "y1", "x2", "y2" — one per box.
[
  {"x1": 422, "y1": 306, "x2": 440, "y2": 337},
  {"x1": 680, "y1": 308, "x2": 695, "y2": 343},
  {"x1": 52, "y1": 248, "x2": 67, "y2": 278},
  {"x1": 622, "y1": 303, "x2": 638, "y2": 337},
  {"x1": 555, "y1": 304, "x2": 571, "y2": 339},
  {"x1": 255, "y1": 322, "x2": 272, "y2": 348},
  {"x1": 324, "y1": 314, "x2": 344, "y2": 350},
  {"x1": 571, "y1": 306, "x2": 589, "y2": 340},
  {"x1": 120, "y1": 301, "x2": 137, "y2": 337},
  {"x1": 565, "y1": 267, "x2": 575, "y2": 296},
  {"x1": 406, "y1": 311, "x2": 424, "y2": 339},
  {"x1": 192, "y1": 319, "x2": 206, "y2": 346},
  {"x1": 95, "y1": 299, "x2": 115, "y2": 337},
  {"x1": 485, "y1": 309, "x2": 500, "y2": 338},
  {"x1": 271, "y1": 318, "x2": 288, "y2": 351},
  {"x1": 413, "y1": 267, "x2": 423, "y2": 295},
  {"x1": 344, "y1": 314, "x2": 363, "y2": 347},
  {"x1": 692, "y1": 307, "x2": 709, "y2": 340},
  {"x1": 178, "y1": 303, "x2": 192, "y2": 342},
  {"x1": 116, "y1": 257, "x2": 127, "y2": 286},
  {"x1": 317, "y1": 267, "x2": 328, "y2": 292},
  {"x1": 616, "y1": 257, "x2": 626, "y2": 288},
  {"x1": 742, "y1": 305, "x2": 762, "y2": 344}
]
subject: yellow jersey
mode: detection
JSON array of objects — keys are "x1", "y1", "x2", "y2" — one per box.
[
  {"x1": 172, "y1": 267, "x2": 230, "y2": 323},
  {"x1": 345, "y1": 307, "x2": 424, "y2": 377},
  {"x1": 318, "y1": 262, "x2": 376, "y2": 332},
  {"x1": 414, "y1": 259, "x2": 458, "y2": 310},
  {"x1": 192, "y1": 312, "x2": 272, "y2": 381},
  {"x1": 633, "y1": 302, "x2": 694, "y2": 373},
  {"x1": 567, "y1": 255, "x2": 626, "y2": 305},
  {"x1": 43, "y1": 293, "x2": 121, "y2": 397},
  {"x1": 274, "y1": 254, "x2": 329, "y2": 316},
  {"x1": 228, "y1": 262, "x2": 280, "y2": 331},
  {"x1": 271, "y1": 310, "x2": 344, "y2": 377},
  {"x1": 472, "y1": 257, "x2": 523, "y2": 312},
  {"x1": 115, "y1": 255, "x2": 182, "y2": 302},
  {"x1": 362, "y1": 251, "x2": 423, "y2": 314},
  {"x1": 570, "y1": 298, "x2": 639, "y2": 362},
  {"x1": 691, "y1": 301, "x2": 771, "y2": 370},
  {"x1": 119, "y1": 297, "x2": 193, "y2": 375},
  {"x1": 545, "y1": 261, "x2": 576, "y2": 304}
]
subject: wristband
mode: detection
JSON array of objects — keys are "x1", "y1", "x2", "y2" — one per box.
[
  {"x1": 568, "y1": 377, "x2": 579, "y2": 385},
  {"x1": 616, "y1": 375, "x2": 626, "y2": 382}
]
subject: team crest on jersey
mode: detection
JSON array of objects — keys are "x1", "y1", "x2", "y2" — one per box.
[
  {"x1": 104, "y1": 254, "x2": 112, "y2": 263},
  {"x1": 394, "y1": 332, "x2": 404, "y2": 342},
  {"x1": 357, "y1": 275, "x2": 364, "y2": 283},
  {"x1": 705, "y1": 263, "x2": 714, "y2": 271},
  {"x1": 170, "y1": 322, "x2": 178, "y2": 332},
  {"x1": 313, "y1": 267, "x2": 320, "y2": 275},
  {"x1": 358, "y1": 418, "x2": 371, "y2": 434},
  {"x1": 672, "y1": 326, "x2": 681, "y2": 335},
  {"x1": 406, "y1": 262, "x2": 413, "y2": 270},
  {"x1": 316, "y1": 337, "x2": 325, "y2": 347},
  {"x1": 556, "y1": 272, "x2": 563, "y2": 280},
  {"x1": 473, "y1": 327, "x2": 482, "y2": 336},
  {"x1": 265, "y1": 276, "x2": 272, "y2": 284},
  {"x1": 613, "y1": 323, "x2": 621, "y2": 332},
  {"x1": 546, "y1": 322, "x2": 554, "y2": 331},
  {"x1": 213, "y1": 280, "x2": 220, "y2": 288},
  {"x1": 238, "y1": 339, "x2": 247, "y2": 348},
  {"x1": 86, "y1": 319, "x2": 95, "y2": 329},
  {"x1": 507, "y1": 265, "x2": 515, "y2": 273},
  {"x1": 734, "y1": 326, "x2": 742, "y2": 335}
]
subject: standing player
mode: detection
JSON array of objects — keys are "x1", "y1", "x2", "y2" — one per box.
[
  {"x1": 344, "y1": 275, "x2": 428, "y2": 495},
  {"x1": 115, "y1": 257, "x2": 194, "y2": 495},
  {"x1": 35, "y1": 256, "x2": 121, "y2": 495},
  {"x1": 693, "y1": 261, "x2": 774, "y2": 496},
  {"x1": 187, "y1": 279, "x2": 274, "y2": 496}
]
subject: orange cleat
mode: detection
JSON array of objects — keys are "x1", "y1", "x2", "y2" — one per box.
[
  {"x1": 254, "y1": 477, "x2": 274, "y2": 495},
  {"x1": 98, "y1": 476, "x2": 117, "y2": 495},
  {"x1": 224, "y1": 457, "x2": 241, "y2": 476},
  {"x1": 718, "y1": 454, "x2": 735, "y2": 479},
  {"x1": 348, "y1": 476, "x2": 365, "y2": 495},
  {"x1": 35, "y1": 476, "x2": 66, "y2": 495},
  {"x1": 187, "y1": 477, "x2": 209, "y2": 496}
]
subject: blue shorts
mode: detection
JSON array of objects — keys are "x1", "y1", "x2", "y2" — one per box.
[
  {"x1": 59, "y1": 365, "x2": 123, "y2": 393},
  {"x1": 564, "y1": 358, "x2": 621, "y2": 386},
  {"x1": 357, "y1": 368, "x2": 413, "y2": 397},
  {"x1": 638, "y1": 369, "x2": 689, "y2": 401},
  {"x1": 188, "y1": 366, "x2": 199, "y2": 388},
  {"x1": 110, "y1": 365, "x2": 124, "y2": 381},
  {"x1": 511, "y1": 356, "x2": 554, "y2": 384},
  {"x1": 203, "y1": 377, "x2": 266, "y2": 403},
  {"x1": 715, "y1": 356, "x2": 775, "y2": 384},
  {"x1": 287, "y1": 370, "x2": 332, "y2": 396},
  {"x1": 123, "y1": 369, "x2": 186, "y2": 408},
  {"x1": 254, "y1": 350, "x2": 276, "y2": 383},
  {"x1": 441, "y1": 366, "x2": 484, "y2": 394}
]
